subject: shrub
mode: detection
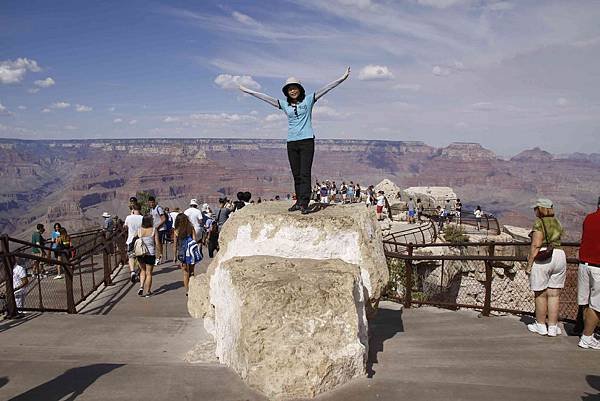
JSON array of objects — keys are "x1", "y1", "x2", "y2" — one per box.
[{"x1": 443, "y1": 224, "x2": 470, "y2": 243}]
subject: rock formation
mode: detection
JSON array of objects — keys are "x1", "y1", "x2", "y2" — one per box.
[
  {"x1": 404, "y1": 186, "x2": 457, "y2": 209},
  {"x1": 188, "y1": 202, "x2": 387, "y2": 400}
]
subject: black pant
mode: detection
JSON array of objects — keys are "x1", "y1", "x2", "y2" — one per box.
[{"x1": 287, "y1": 138, "x2": 314, "y2": 207}]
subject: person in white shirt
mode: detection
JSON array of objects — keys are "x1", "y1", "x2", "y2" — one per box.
[
  {"x1": 169, "y1": 207, "x2": 181, "y2": 263},
  {"x1": 13, "y1": 263, "x2": 28, "y2": 308},
  {"x1": 184, "y1": 199, "x2": 204, "y2": 241},
  {"x1": 124, "y1": 203, "x2": 143, "y2": 283},
  {"x1": 474, "y1": 206, "x2": 483, "y2": 231},
  {"x1": 376, "y1": 191, "x2": 386, "y2": 221},
  {"x1": 148, "y1": 196, "x2": 166, "y2": 265}
]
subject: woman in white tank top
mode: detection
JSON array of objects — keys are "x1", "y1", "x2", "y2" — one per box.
[{"x1": 137, "y1": 215, "x2": 158, "y2": 297}]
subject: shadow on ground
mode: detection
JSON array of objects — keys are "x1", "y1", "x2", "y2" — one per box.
[
  {"x1": 8, "y1": 363, "x2": 124, "y2": 401},
  {"x1": 582, "y1": 375, "x2": 600, "y2": 401},
  {"x1": 152, "y1": 281, "x2": 184, "y2": 295},
  {"x1": 367, "y1": 306, "x2": 404, "y2": 378},
  {"x1": 0, "y1": 312, "x2": 41, "y2": 333}
]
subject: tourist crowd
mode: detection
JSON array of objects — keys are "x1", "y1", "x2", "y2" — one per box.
[{"x1": 10, "y1": 186, "x2": 600, "y2": 350}]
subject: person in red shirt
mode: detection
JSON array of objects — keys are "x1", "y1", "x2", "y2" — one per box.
[{"x1": 577, "y1": 197, "x2": 600, "y2": 349}]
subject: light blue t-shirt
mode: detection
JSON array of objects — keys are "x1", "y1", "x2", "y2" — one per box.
[{"x1": 278, "y1": 93, "x2": 316, "y2": 142}]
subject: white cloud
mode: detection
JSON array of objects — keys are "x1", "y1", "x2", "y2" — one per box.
[
  {"x1": 108, "y1": 106, "x2": 116, "y2": 112},
  {"x1": 264, "y1": 113, "x2": 285, "y2": 122},
  {"x1": 393, "y1": 83, "x2": 421, "y2": 91},
  {"x1": 75, "y1": 104, "x2": 92, "y2": 112},
  {"x1": 0, "y1": 103, "x2": 5, "y2": 112},
  {"x1": 232, "y1": 11, "x2": 261, "y2": 27},
  {"x1": 313, "y1": 105, "x2": 345, "y2": 118},
  {"x1": 189, "y1": 112, "x2": 256, "y2": 122},
  {"x1": 432, "y1": 65, "x2": 451, "y2": 76},
  {"x1": 51, "y1": 101, "x2": 70, "y2": 109},
  {"x1": 455, "y1": 121, "x2": 468, "y2": 128},
  {"x1": 64, "y1": 125, "x2": 78, "y2": 130},
  {"x1": 163, "y1": 116, "x2": 179, "y2": 123},
  {"x1": 0, "y1": 58, "x2": 41, "y2": 84},
  {"x1": 358, "y1": 65, "x2": 394, "y2": 81},
  {"x1": 416, "y1": 0, "x2": 469, "y2": 9},
  {"x1": 41, "y1": 108, "x2": 51, "y2": 113},
  {"x1": 556, "y1": 97, "x2": 568, "y2": 107},
  {"x1": 214, "y1": 74, "x2": 261, "y2": 90},
  {"x1": 18, "y1": 105, "x2": 26, "y2": 110},
  {"x1": 471, "y1": 102, "x2": 494, "y2": 111},
  {"x1": 34, "y1": 77, "x2": 55, "y2": 88},
  {"x1": 28, "y1": 88, "x2": 40, "y2": 94},
  {"x1": 129, "y1": 119, "x2": 137, "y2": 125},
  {"x1": 488, "y1": 2, "x2": 513, "y2": 11},
  {"x1": 113, "y1": 118, "x2": 123, "y2": 123}
]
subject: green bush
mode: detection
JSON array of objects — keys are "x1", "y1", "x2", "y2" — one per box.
[
  {"x1": 386, "y1": 257, "x2": 405, "y2": 295},
  {"x1": 443, "y1": 224, "x2": 470, "y2": 243}
]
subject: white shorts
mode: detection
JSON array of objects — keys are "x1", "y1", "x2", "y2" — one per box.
[
  {"x1": 578, "y1": 263, "x2": 600, "y2": 312},
  {"x1": 321, "y1": 196, "x2": 329, "y2": 204},
  {"x1": 529, "y1": 248, "x2": 567, "y2": 291}
]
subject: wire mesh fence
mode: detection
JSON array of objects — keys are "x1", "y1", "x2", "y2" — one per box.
[
  {"x1": 1, "y1": 229, "x2": 126, "y2": 315},
  {"x1": 385, "y1": 240, "x2": 581, "y2": 322}
]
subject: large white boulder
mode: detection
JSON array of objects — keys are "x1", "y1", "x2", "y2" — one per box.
[
  {"x1": 404, "y1": 186, "x2": 457, "y2": 209},
  {"x1": 189, "y1": 202, "x2": 388, "y2": 322},
  {"x1": 204, "y1": 256, "x2": 368, "y2": 400}
]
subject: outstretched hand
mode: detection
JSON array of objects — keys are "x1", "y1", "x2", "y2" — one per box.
[{"x1": 343, "y1": 66, "x2": 351, "y2": 79}]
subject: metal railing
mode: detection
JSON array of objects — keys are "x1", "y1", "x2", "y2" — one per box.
[
  {"x1": 1, "y1": 228, "x2": 127, "y2": 317},
  {"x1": 383, "y1": 219, "x2": 437, "y2": 249},
  {"x1": 384, "y1": 240, "x2": 581, "y2": 322},
  {"x1": 421, "y1": 209, "x2": 501, "y2": 235}
]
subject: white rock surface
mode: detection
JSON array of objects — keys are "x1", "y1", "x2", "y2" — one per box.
[
  {"x1": 404, "y1": 186, "x2": 457, "y2": 209},
  {"x1": 189, "y1": 202, "x2": 388, "y2": 322},
  {"x1": 205, "y1": 256, "x2": 368, "y2": 400}
]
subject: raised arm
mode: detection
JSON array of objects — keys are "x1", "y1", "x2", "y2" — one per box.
[
  {"x1": 239, "y1": 85, "x2": 280, "y2": 108},
  {"x1": 315, "y1": 67, "x2": 350, "y2": 101}
]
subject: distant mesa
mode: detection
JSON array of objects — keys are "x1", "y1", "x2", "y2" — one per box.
[
  {"x1": 510, "y1": 147, "x2": 554, "y2": 162},
  {"x1": 434, "y1": 142, "x2": 498, "y2": 162}
]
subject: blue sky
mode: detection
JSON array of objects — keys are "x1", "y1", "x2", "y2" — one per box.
[{"x1": 1, "y1": 0, "x2": 599, "y2": 155}]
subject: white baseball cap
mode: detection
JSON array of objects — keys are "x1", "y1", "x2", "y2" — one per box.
[
  {"x1": 190, "y1": 198, "x2": 199, "y2": 206},
  {"x1": 102, "y1": 212, "x2": 111, "y2": 218}
]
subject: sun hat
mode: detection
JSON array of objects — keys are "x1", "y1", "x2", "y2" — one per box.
[
  {"x1": 282, "y1": 77, "x2": 305, "y2": 96},
  {"x1": 190, "y1": 198, "x2": 199, "y2": 206},
  {"x1": 532, "y1": 198, "x2": 553, "y2": 209},
  {"x1": 102, "y1": 212, "x2": 111, "y2": 218}
]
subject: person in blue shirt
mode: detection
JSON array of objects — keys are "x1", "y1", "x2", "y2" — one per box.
[{"x1": 240, "y1": 67, "x2": 350, "y2": 214}]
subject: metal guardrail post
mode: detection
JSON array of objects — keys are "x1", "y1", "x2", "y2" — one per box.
[
  {"x1": 64, "y1": 254, "x2": 76, "y2": 314},
  {"x1": 482, "y1": 243, "x2": 495, "y2": 317},
  {"x1": 1, "y1": 234, "x2": 18, "y2": 318},
  {"x1": 404, "y1": 243, "x2": 414, "y2": 309},
  {"x1": 103, "y1": 235, "x2": 113, "y2": 286}
]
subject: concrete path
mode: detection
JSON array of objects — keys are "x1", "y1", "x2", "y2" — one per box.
[{"x1": 1, "y1": 294, "x2": 599, "y2": 400}]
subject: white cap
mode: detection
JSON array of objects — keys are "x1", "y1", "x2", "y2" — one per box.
[
  {"x1": 282, "y1": 77, "x2": 304, "y2": 95},
  {"x1": 102, "y1": 212, "x2": 111, "y2": 218},
  {"x1": 201, "y1": 203, "x2": 210, "y2": 212},
  {"x1": 190, "y1": 198, "x2": 199, "y2": 206}
]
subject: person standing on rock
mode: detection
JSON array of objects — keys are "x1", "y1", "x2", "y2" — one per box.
[
  {"x1": 526, "y1": 198, "x2": 566, "y2": 337},
  {"x1": 239, "y1": 67, "x2": 351, "y2": 214}
]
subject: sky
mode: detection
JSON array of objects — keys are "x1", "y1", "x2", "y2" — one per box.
[{"x1": 1, "y1": 0, "x2": 599, "y2": 156}]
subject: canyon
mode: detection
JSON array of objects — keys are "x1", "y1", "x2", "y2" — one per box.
[{"x1": 0, "y1": 138, "x2": 598, "y2": 240}]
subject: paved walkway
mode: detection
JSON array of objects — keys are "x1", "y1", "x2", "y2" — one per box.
[{"x1": 1, "y1": 256, "x2": 599, "y2": 400}]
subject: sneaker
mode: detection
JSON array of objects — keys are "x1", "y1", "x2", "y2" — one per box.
[
  {"x1": 578, "y1": 335, "x2": 600, "y2": 349},
  {"x1": 288, "y1": 203, "x2": 301, "y2": 212},
  {"x1": 547, "y1": 325, "x2": 562, "y2": 337},
  {"x1": 137, "y1": 287, "x2": 143, "y2": 296},
  {"x1": 527, "y1": 321, "x2": 548, "y2": 336},
  {"x1": 300, "y1": 206, "x2": 310, "y2": 215},
  {"x1": 130, "y1": 272, "x2": 137, "y2": 283},
  {"x1": 144, "y1": 291, "x2": 152, "y2": 298},
  {"x1": 53, "y1": 275, "x2": 63, "y2": 280}
]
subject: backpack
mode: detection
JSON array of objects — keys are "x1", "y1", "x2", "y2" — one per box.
[{"x1": 177, "y1": 236, "x2": 202, "y2": 264}]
